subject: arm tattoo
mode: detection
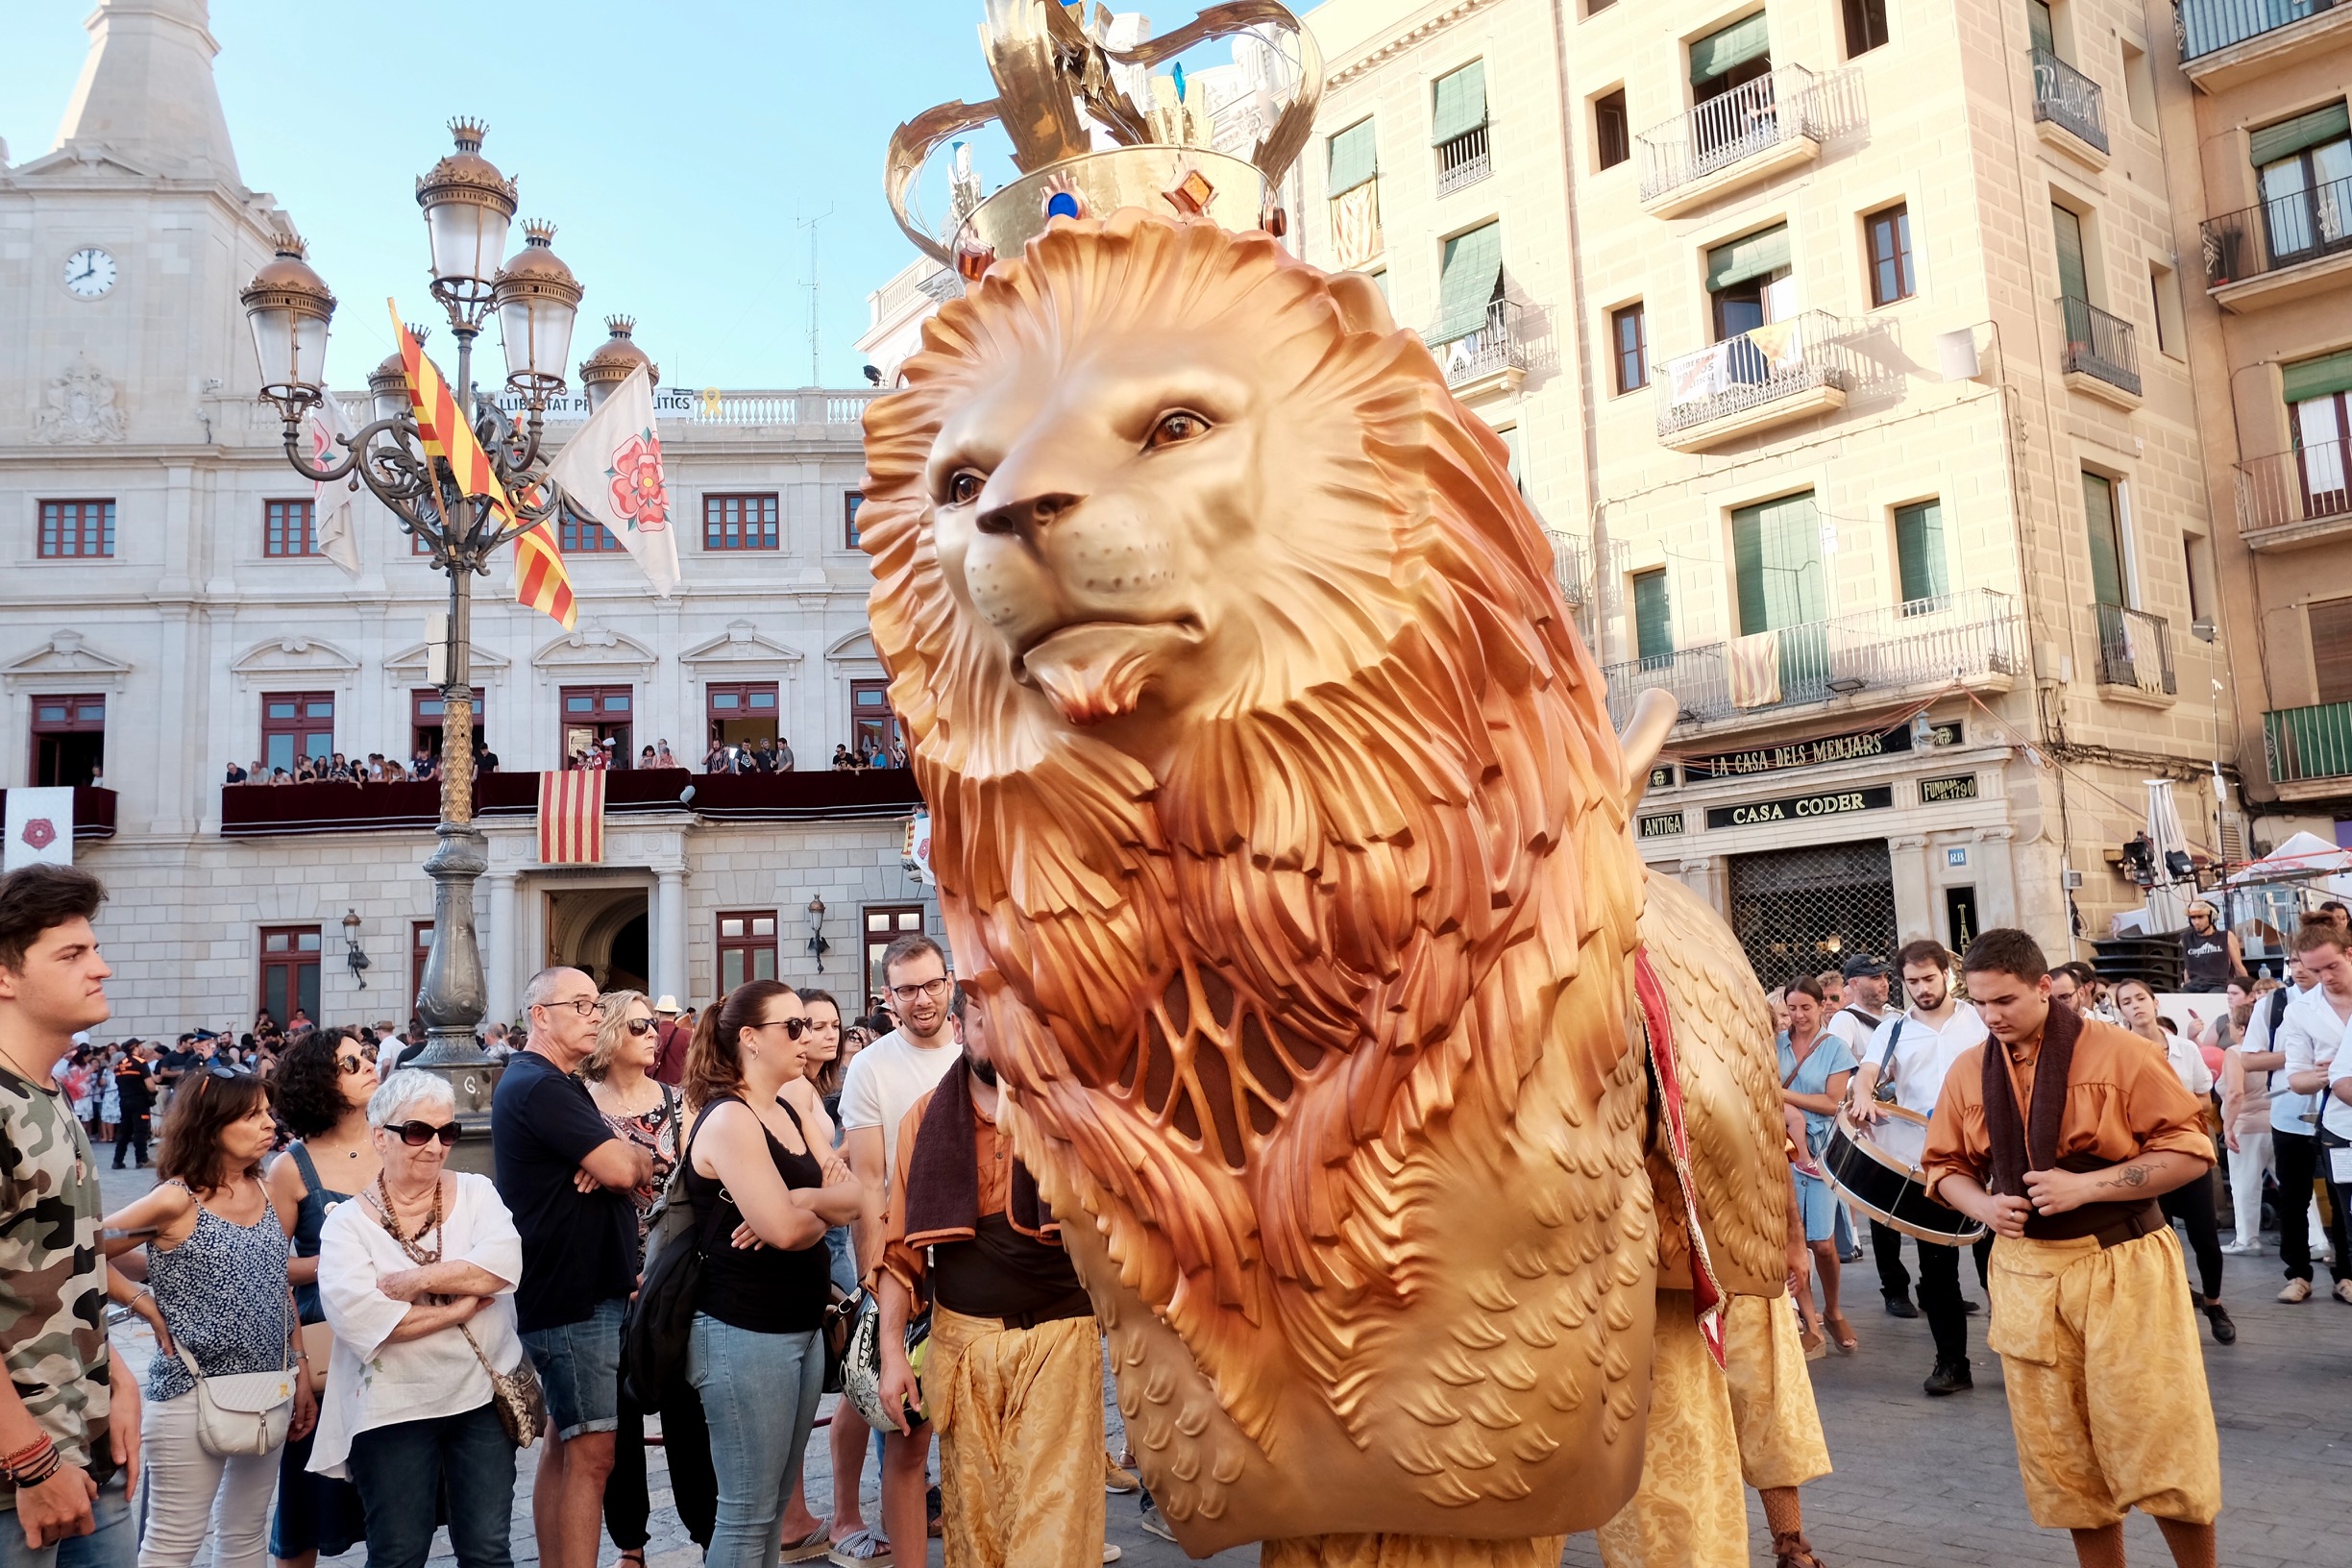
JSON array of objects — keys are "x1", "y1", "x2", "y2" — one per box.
[{"x1": 2097, "y1": 1164, "x2": 2152, "y2": 1189}]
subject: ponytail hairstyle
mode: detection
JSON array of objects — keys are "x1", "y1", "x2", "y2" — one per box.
[{"x1": 682, "y1": 979, "x2": 796, "y2": 1113}]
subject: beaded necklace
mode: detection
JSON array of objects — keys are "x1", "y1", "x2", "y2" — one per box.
[{"x1": 371, "y1": 1172, "x2": 445, "y2": 1266}]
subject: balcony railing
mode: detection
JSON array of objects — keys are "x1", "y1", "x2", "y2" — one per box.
[
  {"x1": 1599, "y1": 589, "x2": 2024, "y2": 730},
  {"x1": 2057, "y1": 296, "x2": 2142, "y2": 397},
  {"x1": 2031, "y1": 48, "x2": 2109, "y2": 154},
  {"x1": 2238, "y1": 440, "x2": 2352, "y2": 536},
  {"x1": 2095, "y1": 602, "x2": 2177, "y2": 695},
  {"x1": 1435, "y1": 124, "x2": 1491, "y2": 196},
  {"x1": 2199, "y1": 174, "x2": 2352, "y2": 287},
  {"x1": 479, "y1": 386, "x2": 879, "y2": 427},
  {"x1": 1426, "y1": 299, "x2": 1529, "y2": 388},
  {"x1": 2266, "y1": 698, "x2": 2352, "y2": 783},
  {"x1": 218, "y1": 769, "x2": 921, "y2": 838},
  {"x1": 2178, "y1": 0, "x2": 2344, "y2": 61},
  {"x1": 1636, "y1": 66, "x2": 1826, "y2": 203},
  {"x1": 0, "y1": 787, "x2": 116, "y2": 842},
  {"x1": 1654, "y1": 311, "x2": 1851, "y2": 440}
]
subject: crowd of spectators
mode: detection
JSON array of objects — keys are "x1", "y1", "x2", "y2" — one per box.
[
  {"x1": 221, "y1": 730, "x2": 915, "y2": 784},
  {"x1": 225, "y1": 743, "x2": 498, "y2": 787}
]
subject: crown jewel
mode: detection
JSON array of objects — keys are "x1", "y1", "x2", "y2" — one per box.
[{"x1": 886, "y1": 2, "x2": 1321, "y2": 276}]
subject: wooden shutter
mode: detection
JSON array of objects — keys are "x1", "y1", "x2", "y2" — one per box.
[
  {"x1": 1732, "y1": 492, "x2": 1825, "y2": 636},
  {"x1": 1895, "y1": 500, "x2": 1949, "y2": 603},
  {"x1": 1706, "y1": 225, "x2": 1791, "y2": 291},
  {"x1": 1690, "y1": 12, "x2": 1770, "y2": 85},
  {"x1": 1431, "y1": 62, "x2": 1488, "y2": 144},
  {"x1": 1328, "y1": 118, "x2": 1378, "y2": 193},
  {"x1": 2283, "y1": 349, "x2": 2352, "y2": 405},
  {"x1": 2082, "y1": 473, "x2": 2124, "y2": 608},
  {"x1": 1433, "y1": 222, "x2": 1503, "y2": 340},
  {"x1": 2052, "y1": 204, "x2": 2089, "y2": 302},
  {"x1": 1633, "y1": 570, "x2": 1673, "y2": 660},
  {"x1": 2249, "y1": 102, "x2": 2349, "y2": 168},
  {"x1": 2028, "y1": 1, "x2": 2055, "y2": 56},
  {"x1": 2311, "y1": 599, "x2": 2352, "y2": 705}
]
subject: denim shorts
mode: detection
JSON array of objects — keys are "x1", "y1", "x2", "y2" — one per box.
[{"x1": 520, "y1": 1296, "x2": 625, "y2": 1440}]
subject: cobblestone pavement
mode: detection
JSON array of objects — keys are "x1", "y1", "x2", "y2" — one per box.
[{"x1": 97, "y1": 1163, "x2": 2348, "y2": 1567}]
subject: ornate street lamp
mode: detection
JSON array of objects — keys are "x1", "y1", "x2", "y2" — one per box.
[
  {"x1": 240, "y1": 118, "x2": 627, "y2": 1146},
  {"x1": 578, "y1": 316, "x2": 659, "y2": 414}
]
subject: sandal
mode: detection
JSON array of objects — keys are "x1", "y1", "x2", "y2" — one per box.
[
  {"x1": 617, "y1": 1553, "x2": 646, "y2": 1568},
  {"x1": 1825, "y1": 1313, "x2": 1858, "y2": 1354},
  {"x1": 781, "y1": 1521, "x2": 833, "y2": 1563},
  {"x1": 1773, "y1": 1529, "x2": 1827, "y2": 1568},
  {"x1": 827, "y1": 1530, "x2": 893, "y2": 1567}
]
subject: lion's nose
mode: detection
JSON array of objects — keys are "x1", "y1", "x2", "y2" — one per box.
[{"x1": 974, "y1": 490, "x2": 1082, "y2": 542}]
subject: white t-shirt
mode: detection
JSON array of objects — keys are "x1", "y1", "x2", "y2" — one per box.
[
  {"x1": 1860, "y1": 1002, "x2": 1990, "y2": 1168},
  {"x1": 837, "y1": 1027, "x2": 963, "y2": 1183},
  {"x1": 1823, "y1": 1004, "x2": 1886, "y2": 1067},
  {"x1": 309, "y1": 1172, "x2": 524, "y2": 1480},
  {"x1": 2156, "y1": 1029, "x2": 2215, "y2": 1098},
  {"x1": 2277, "y1": 984, "x2": 2352, "y2": 1144}
]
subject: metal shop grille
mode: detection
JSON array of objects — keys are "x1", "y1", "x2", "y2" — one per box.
[{"x1": 1727, "y1": 840, "x2": 1898, "y2": 990}]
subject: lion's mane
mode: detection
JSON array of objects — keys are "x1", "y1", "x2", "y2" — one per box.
[{"x1": 859, "y1": 210, "x2": 1648, "y2": 1450}]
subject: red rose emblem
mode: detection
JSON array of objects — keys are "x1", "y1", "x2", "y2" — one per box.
[
  {"x1": 605, "y1": 429, "x2": 670, "y2": 534},
  {"x1": 21, "y1": 819, "x2": 57, "y2": 851}
]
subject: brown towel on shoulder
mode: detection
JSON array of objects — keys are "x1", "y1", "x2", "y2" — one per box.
[
  {"x1": 1983, "y1": 992, "x2": 2077, "y2": 1202},
  {"x1": 901, "y1": 1060, "x2": 1057, "y2": 1249}
]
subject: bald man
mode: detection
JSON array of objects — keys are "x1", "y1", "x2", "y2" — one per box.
[{"x1": 493, "y1": 967, "x2": 655, "y2": 1568}]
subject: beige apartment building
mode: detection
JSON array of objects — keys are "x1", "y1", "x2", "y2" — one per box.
[
  {"x1": 1297, "y1": 0, "x2": 2234, "y2": 980},
  {"x1": 2147, "y1": 2, "x2": 2352, "y2": 840}
]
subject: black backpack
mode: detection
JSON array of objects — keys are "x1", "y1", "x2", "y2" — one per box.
[{"x1": 621, "y1": 1101, "x2": 718, "y2": 1407}]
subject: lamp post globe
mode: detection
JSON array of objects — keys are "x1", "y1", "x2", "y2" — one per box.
[
  {"x1": 492, "y1": 221, "x2": 582, "y2": 401},
  {"x1": 238, "y1": 233, "x2": 335, "y2": 415},
  {"x1": 578, "y1": 316, "x2": 660, "y2": 414},
  {"x1": 415, "y1": 118, "x2": 517, "y2": 322}
]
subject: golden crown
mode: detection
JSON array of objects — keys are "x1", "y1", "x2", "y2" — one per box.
[{"x1": 885, "y1": 1, "x2": 1322, "y2": 279}]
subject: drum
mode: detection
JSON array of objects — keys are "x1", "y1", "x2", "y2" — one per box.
[{"x1": 1821, "y1": 1104, "x2": 1988, "y2": 1245}]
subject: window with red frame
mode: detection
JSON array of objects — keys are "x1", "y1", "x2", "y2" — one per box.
[
  {"x1": 258, "y1": 926, "x2": 322, "y2": 1025},
  {"x1": 261, "y1": 692, "x2": 335, "y2": 775},
  {"x1": 703, "y1": 493, "x2": 779, "y2": 551},
  {"x1": 264, "y1": 499, "x2": 319, "y2": 557},
  {"x1": 845, "y1": 491, "x2": 865, "y2": 550},
  {"x1": 411, "y1": 920, "x2": 434, "y2": 1013},
  {"x1": 38, "y1": 500, "x2": 114, "y2": 558},
  {"x1": 559, "y1": 503, "x2": 625, "y2": 553},
  {"x1": 717, "y1": 911, "x2": 779, "y2": 990},
  {"x1": 31, "y1": 694, "x2": 106, "y2": 788}
]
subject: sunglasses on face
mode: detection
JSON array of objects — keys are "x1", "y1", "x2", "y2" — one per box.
[
  {"x1": 387, "y1": 1120, "x2": 463, "y2": 1147},
  {"x1": 335, "y1": 1055, "x2": 369, "y2": 1076},
  {"x1": 747, "y1": 1017, "x2": 811, "y2": 1041},
  {"x1": 620, "y1": 1017, "x2": 658, "y2": 1038}
]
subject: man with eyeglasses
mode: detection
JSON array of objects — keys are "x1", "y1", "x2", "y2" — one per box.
[
  {"x1": 836, "y1": 933, "x2": 962, "y2": 1566},
  {"x1": 490, "y1": 968, "x2": 655, "y2": 1568}
]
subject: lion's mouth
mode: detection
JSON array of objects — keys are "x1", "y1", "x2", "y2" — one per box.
[{"x1": 1018, "y1": 619, "x2": 1203, "y2": 725}]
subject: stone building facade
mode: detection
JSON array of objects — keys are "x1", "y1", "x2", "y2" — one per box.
[
  {"x1": 1296, "y1": 0, "x2": 2236, "y2": 978},
  {"x1": 1, "y1": 0, "x2": 937, "y2": 1037},
  {"x1": 2147, "y1": 1, "x2": 2352, "y2": 840}
]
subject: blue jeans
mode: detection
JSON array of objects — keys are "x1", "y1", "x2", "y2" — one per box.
[
  {"x1": 687, "y1": 1314, "x2": 823, "y2": 1568},
  {"x1": 346, "y1": 1401, "x2": 517, "y2": 1568},
  {"x1": 0, "y1": 1476, "x2": 135, "y2": 1568},
  {"x1": 519, "y1": 1296, "x2": 625, "y2": 1440}
]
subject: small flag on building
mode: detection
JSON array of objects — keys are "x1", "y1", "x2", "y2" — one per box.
[
  {"x1": 536, "y1": 771, "x2": 604, "y2": 865},
  {"x1": 305, "y1": 393, "x2": 364, "y2": 576},
  {"x1": 3, "y1": 788, "x2": 76, "y2": 871}
]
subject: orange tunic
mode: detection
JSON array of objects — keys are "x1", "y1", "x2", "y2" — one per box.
[
  {"x1": 875, "y1": 1090, "x2": 1014, "y2": 1299},
  {"x1": 1921, "y1": 1013, "x2": 2213, "y2": 1203}
]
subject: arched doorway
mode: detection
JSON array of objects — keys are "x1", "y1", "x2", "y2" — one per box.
[{"x1": 544, "y1": 885, "x2": 651, "y2": 994}]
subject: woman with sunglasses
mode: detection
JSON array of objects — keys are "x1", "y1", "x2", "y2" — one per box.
[
  {"x1": 680, "y1": 981, "x2": 861, "y2": 1568},
  {"x1": 262, "y1": 1029, "x2": 378, "y2": 1568},
  {"x1": 308, "y1": 1069, "x2": 526, "y2": 1568},
  {"x1": 584, "y1": 992, "x2": 714, "y2": 1565},
  {"x1": 100, "y1": 1068, "x2": 312, "y2": 1568}
]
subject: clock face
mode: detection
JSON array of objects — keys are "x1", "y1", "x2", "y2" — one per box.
[{"x1": 64, "y1": 248, "x2": 116, "y2": 299}]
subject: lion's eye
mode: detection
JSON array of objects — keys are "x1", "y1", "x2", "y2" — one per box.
[
  {"x1": 1143, "y1": 409, "x2": 1212, "y2": 451},
  {"x1": 944, "y1": 470, "x2": 986, "y2": 505}
]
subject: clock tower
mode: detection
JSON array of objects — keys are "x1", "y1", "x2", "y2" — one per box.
[{"x1": 0, "y1": 0, "x2": 293, "y2": 451}]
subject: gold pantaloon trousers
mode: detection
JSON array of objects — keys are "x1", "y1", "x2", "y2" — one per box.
[{"x1": 927, "y1": 1306, "x2": 1106, "y2": 1568}]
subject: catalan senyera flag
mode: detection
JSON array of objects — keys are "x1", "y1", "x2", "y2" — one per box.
[
  {"x1": 536, "y1": 770, "x2": 605, "y2": 865},
  {"x1": 388, "y1": 302, "x2": 576, "y2": 629}
]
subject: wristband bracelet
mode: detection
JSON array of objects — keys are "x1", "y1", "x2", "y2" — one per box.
[
  {"x1": 2, "y1": 1434, "x2": 52, "y2": 1469},
  {"x1": 6, "y1": 1445, "x2": 61, "y2": 1488}
]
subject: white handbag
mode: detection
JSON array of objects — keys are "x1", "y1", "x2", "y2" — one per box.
[{"x1": 165, "y1": 1289, "x2": 297, "y2": 1458}]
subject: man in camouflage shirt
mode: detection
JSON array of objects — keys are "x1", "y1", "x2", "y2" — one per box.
[{"x1": 0, "y1": 866, "x2": 138, "y2": 1565}]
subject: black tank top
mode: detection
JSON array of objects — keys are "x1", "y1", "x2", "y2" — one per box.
[
  {"x1": 687, "y1": 1097, "x2": 830, "y2": 1333},
  {"x1": 2182, "y1": 925, "x2": 2232, "y2": 987}
]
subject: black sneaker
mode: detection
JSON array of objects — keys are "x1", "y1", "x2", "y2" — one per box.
[
  {"x1": 1923, "y1": 1360, "x2": 1973, "y2": 1396},
  {"x1": 1962, "y1": 1298, "x2": 1981, "y2": 1314},
  {"x1": 2203, "y1": 1301, "x2": 2237, "y2": 1345},
  {"x1": 1883, "y1": 1292, "x2": 1921, "y2": 1319}
]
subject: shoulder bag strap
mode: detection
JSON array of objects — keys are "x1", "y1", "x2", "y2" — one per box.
[{"x1": 1874, "y1": 1016, "x2": 1906, "y2": 1089}]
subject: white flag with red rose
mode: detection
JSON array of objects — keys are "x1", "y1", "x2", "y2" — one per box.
[
  {"x1": 304, "y1": 393, "x2": 363, "y2": 576},
  {"x1": 545, "y1": 366, "x2": 681, "y2": 597},
  {"x1": 4, "y1": 787, "x2": 74, "y2": 870}
]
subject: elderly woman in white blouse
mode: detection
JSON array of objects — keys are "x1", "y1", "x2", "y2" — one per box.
[{"x1": 309, "y1": 1068, "x2": 527, "y2": 1568}]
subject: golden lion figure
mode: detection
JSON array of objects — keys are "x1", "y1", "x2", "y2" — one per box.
[{"x1": 859, "y1": 209, "x2": 1794, "y2": 1565}]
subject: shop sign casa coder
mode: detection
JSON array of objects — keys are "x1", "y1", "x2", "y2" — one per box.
[{"x1": 1705, "y1": 784, "x2": 1895, "y2": 831}]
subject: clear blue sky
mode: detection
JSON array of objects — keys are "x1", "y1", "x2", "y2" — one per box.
[{"x1": 2, "y1": 0, "x2": 1156, "y2": 390}]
